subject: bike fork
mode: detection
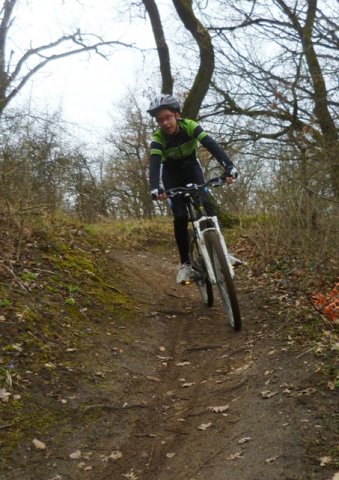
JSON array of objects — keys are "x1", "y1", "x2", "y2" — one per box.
[{"x1": 193, "y1": 216, "x2": 235, "y2": 283}]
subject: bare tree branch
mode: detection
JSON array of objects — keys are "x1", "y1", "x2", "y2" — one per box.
[{"x1": 0, "y1": 2, "x2": 136, "y2": 115}]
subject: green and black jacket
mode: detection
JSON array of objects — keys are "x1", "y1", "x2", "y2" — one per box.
[{"x1": 149, "y1": 118, "x2": 233, "y2": 190}]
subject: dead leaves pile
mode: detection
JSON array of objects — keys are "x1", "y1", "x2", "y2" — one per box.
[{"x1": 310, "y1": 283, "x2": 339, "y2": 323}]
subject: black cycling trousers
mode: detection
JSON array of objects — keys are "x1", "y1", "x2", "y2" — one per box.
[{"x1": 162, "y1": 162, "x2": 215, "y2": 264}]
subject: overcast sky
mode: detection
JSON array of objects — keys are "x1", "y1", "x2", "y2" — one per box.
[{"x1": 9, "y1": 0, "x2": 159, "y2": 142}]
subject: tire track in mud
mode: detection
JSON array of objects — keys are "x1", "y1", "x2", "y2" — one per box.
[{"x1": 140, "y1": 306, "x2": 252, "y2": 480}]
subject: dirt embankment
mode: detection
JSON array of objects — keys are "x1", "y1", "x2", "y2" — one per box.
[{"x1": 0, "y1": 224, "x2": 337, "y2": 480}]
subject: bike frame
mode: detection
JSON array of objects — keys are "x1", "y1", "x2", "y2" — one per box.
[{"x1": 179, "y1": 180, "x2": 235, "y2": 284}]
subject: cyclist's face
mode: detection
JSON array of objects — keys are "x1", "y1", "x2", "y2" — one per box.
[{"x1": 155, "y1": 109, "x2": 179, "y2": 135}]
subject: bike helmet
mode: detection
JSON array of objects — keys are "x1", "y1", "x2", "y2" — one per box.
[{"x1": 147, "y1": 94, "x2": 181, "y2": 117}]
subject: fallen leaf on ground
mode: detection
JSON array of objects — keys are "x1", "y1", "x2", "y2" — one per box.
[
  {"x1": 208, "y1": 405, "x2": 229, "y2": 413},
  {"x1": 11, "y1": 343, "x2": 23, "y2": 352},
  {"x1": 265, "y1": 455, "x2": 279, "y2": 463},
  {"x1": 0, "y1": 388, "x2": 11, "y2": 403},
  {"x1": 227, "y1": 451, "x2": 243, "y2": 460},
  {"x1": 198, "y1": 422, "x2": 212, "y2": 430},
  {"x1": 238, "y1": 437, "x2": 251, "y2": 444},
  {"x1": 320, "y1": 456, "x2": 332, "y2": 466},
  {"x1": 260, "y1": 390, "x2": 278, "y2": 399},
  {"x1": 32, "y1": 438, "x2": 46, "y2": 450},
  {"x1": 285, "y1": 387, "x2": 316, "y2": 397},
  {"x1": 146, "y1": 376, "x2": 161, "y2": 383},
  {"x1": 109, "y1": 451, "x2": 123, "y2": 461},
  {"x1": 122, "y1": 470, "x2": 138, "y2": 479},
  {"x1": 69, "y1": 450, "x2": 82, "y2": 460},
  {"x1": 44, "y1": 362, "x2": 56, "y2": 368}
]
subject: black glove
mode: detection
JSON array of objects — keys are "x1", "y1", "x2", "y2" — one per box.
[{"x1": 224, "y1": 166, "x2": 238, "y2": 179}]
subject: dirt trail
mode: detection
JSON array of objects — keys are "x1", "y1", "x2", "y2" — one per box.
[{"x1": 1, "y1": 248, "x2": 337, "y2": 480}]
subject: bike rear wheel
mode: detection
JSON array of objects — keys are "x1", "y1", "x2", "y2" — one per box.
[
  {"x1": 205, "y1": 230, "x2": 241, "y2": 330},
  {"x1": 189, "y1": 230, "x2": 214, "y2": 307}
]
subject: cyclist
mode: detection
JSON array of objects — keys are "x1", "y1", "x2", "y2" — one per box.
[{"x1": 147, "y1": 94, "x2": 239, "y2": 285}]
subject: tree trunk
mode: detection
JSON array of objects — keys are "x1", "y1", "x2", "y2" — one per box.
[
  {"x1": 0, "y1": 0, "x2": 17, "y2": 113},
  {"x1": 276, "y1": 0, "x2": 339, "y2": 198},
  {"x1": 302, "y1": 1, "x2": 339, "y2": 199},
  {"x1": 171, "y1": 0, "x2": 214, "y2": 119},
  {"x1": 142, "y1": 0, "x2": 173, "y2": 94}
]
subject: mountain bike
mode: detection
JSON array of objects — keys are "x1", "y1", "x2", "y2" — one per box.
[{"x1": 166, "y1": 175, "x2": 241, "y2": 331}]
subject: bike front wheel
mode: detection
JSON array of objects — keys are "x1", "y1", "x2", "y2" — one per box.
[
  {"x1": 204, "y1": 230, "x2": 241, "y2": 330},
  {"x1": 189, "y1": 230, "x2": 214, "y2": 307}
]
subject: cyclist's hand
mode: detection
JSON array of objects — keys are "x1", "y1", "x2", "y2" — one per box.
[
  {"x1": 224, "y1": 166, "x2": 238, "y2": 184},
  {"x1": 151, "y1": 188, "x2": 167, "y2": 201}
]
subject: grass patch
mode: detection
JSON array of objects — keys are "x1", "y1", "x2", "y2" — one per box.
[{"x1": 86, "y1": 217, "x2": 174, "y2": 250}]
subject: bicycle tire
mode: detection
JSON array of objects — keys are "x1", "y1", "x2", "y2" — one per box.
[
  {"x1": 204, "y1": 230, "x2": 241, "y2": 330},
  {"x1": 189, "y1": 230, "x2": 214, "y2": 307}
]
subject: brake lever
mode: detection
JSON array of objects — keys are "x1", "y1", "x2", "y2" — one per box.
[{"x1": 210, "y1": 178, "x2": 225, "y2": 187}]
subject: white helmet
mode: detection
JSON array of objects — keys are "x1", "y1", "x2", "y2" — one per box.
[{"x1": 147, "y1": 94, "x2": 181, "y2": 117}]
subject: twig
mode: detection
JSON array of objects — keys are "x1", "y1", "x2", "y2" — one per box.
[
  {"x1": 1, "y1": 263, "x2": 28, "y2": 291},
  {"x1": 0, "y1": 423, "x2": 13, "y2": 430},
  {"x1": 167, "y1": 407, "x2": 191, "y2": 418},
  {"x1": 296, "y1": 347, "x2": 314, "y2": 359},
  {"x1": 306, "y1": 294, "x2": 335, "y2": 328},
  {"x1": 83, "y1": 403, "x2": 150, "y2": 412},
  {"x1": 30, "y1": 267, "x2": 61, "y2": 276},
  {"x1": 184, "y1": 344, "x2": 224, "y2": 352},
  {"x1": 165, "y1": 292, "x2": 182, "y2": 299},
  {"x1": 274, "y1": 317, "x2": 294, "y2": 333},
  {"x1": 286, "y1": 176, "x2": 339, "y2": 204},
  {"x1": 146, "y1": 443, "x2": 155, "y2": 470},
  {"x1": 183, "y1": 444, "x2": 228, "y2": 480}
]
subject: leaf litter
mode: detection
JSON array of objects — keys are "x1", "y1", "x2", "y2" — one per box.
[{"x1": 208, "y1": 405, "x2": 229, "y2": 413}]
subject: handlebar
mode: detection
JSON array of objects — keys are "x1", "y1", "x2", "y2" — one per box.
[{"x1": 165, "y1": 174, "x2": 227, "y2": 198}]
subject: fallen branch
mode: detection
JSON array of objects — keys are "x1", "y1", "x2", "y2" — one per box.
[
  {"x1": 0, "y1": 260, "x2": 28, "y2": 291},
  {"x1": 83, "y1": 403, "x2": 150, "y2": 412}
]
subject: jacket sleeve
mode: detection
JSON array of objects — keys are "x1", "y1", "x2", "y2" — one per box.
[
  {"x1": 149, "y1": 139, "x2": 163, "y2": 190},
  {"x1": 149, "y1": 154, "x2": 162, "y2": 190},
  {"x1": 192, "y1": 124, "x2": 233, "y2": 169},
  {"x1": 200, "y1": 134, "x2": 233, "y2": 169}
]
